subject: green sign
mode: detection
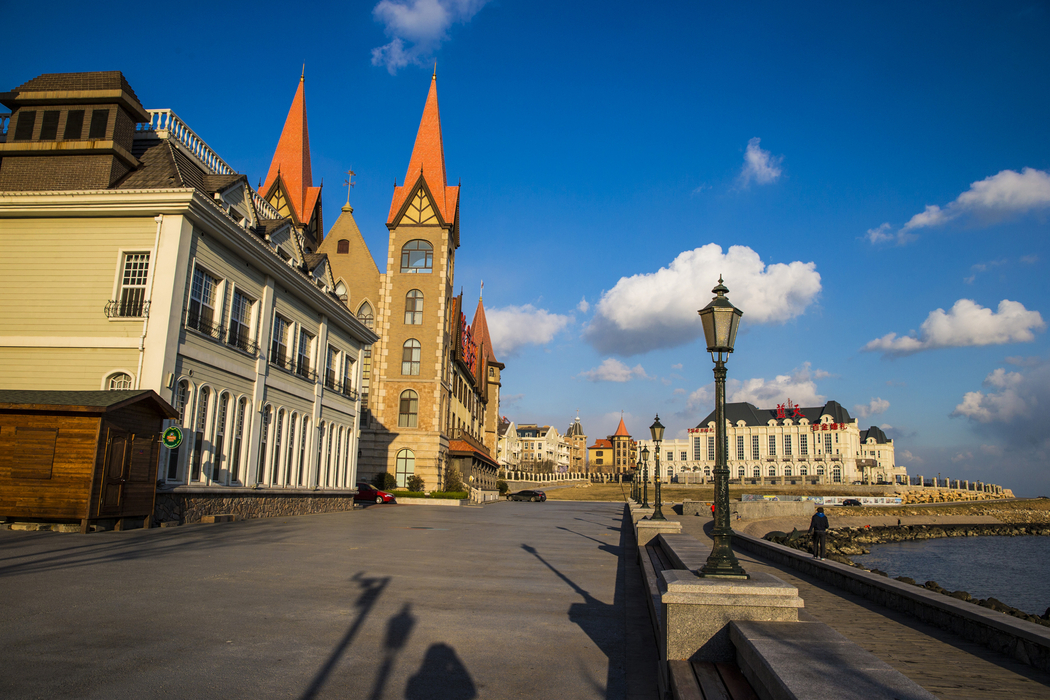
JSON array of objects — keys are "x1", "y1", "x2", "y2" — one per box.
[{"x1": 162, "y1": 426, "x2": 183, "y2": 449}]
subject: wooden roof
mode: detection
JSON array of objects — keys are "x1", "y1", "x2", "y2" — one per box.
[{"x1": 0, "y1": 390, "x2": 177, "y2": 417}]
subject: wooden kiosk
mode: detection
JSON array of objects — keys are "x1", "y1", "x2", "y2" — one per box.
[{"x1": 0, "y1": 390, "x2": 178, "y2": 533}]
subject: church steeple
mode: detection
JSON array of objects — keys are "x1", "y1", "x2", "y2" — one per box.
[
  {"x1": 261, "y1": 74, "x2": 323, "y2": 243},
  {"x1": 387, "y1": 74, "x2": 459, "y2": 226}
]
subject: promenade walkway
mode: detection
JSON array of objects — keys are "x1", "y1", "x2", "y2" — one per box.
[{"x1": 670, "y1": 512, "x2": 1050, "y2": 700}]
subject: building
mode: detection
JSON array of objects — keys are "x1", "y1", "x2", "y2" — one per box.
[
  {"x1": 515, "y1": 424, "x2": 568, "y2": 471},
  {"x1": 587, "y1": 416, "x2": 637, "y2": 475},
  {"x1": 0, "y1": 71, "x2": 378, "y2": 519},
  {"x1": 317, "y1": 72, "x2": 502, "y2": 492},
  {"x1": 564, "y1": 415, "x2": 588, "y2": 473},
  {"x1": 634, "y1": 400, "x2": 905, "y2": 486}
]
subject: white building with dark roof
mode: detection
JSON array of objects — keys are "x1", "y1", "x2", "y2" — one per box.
[{"x1": 638, "y1": 400, "x2": 905, "y2": 486}]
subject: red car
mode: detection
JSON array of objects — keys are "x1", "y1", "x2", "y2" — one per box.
[{"x1": 355, "y1": 482, "x2": 397, "y2": 504}]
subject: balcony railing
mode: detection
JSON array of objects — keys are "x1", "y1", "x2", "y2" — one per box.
[
  {"x1": 105, "y1": 299, "x2": 150, "y2": 319},
  {"x1": 270, "y1": 353, "x2": 316, "y2": 382},
  {"x1": 226, "y1": 328, "x2": 259, "y2": 355},
  {"x1": 185, "y1": 312, "x2": 225, "y2": 342}
]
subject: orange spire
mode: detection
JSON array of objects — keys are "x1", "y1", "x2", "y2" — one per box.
[
  {"x1": 614, "y1": 417, "x2": 630, "y2": 437},
  {"x1": 388, "y1": 74, "x2": 459, "y2": 224},
  {"x1": 471, "y1": 297, "x2": 499, "y2": 365},
  {"x1": 261, "y1": 75, "x2": 321, "y2": 225}
]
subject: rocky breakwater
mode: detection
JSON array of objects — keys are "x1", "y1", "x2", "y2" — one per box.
[{"x1": 764, "y1": 523, "x2": 1050, "y2": 626}]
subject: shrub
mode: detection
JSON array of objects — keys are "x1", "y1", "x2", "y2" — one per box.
[
  {"x1": 497, "y1": 480, "x2": 509, "y2": 496},
  {"x1": 443, "y1": 465, "x2": 464, "y2": 493},
  {"x1": 406, "y1": 474, "x2": 425, "y2": 492},
  {"x1": 372, "y1": 472, "x2": 397, "y2": 490}
]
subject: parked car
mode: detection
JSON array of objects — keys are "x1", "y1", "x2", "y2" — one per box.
[
  {"x1": 355, "y1": 482, "x2": 397, "y2": 504},
  {"x1": 507, "y1": 489, "x2": 546, "y2": 502},
  {"x1": 842, "y1": 498, "x2": 862, "y2": 506}
]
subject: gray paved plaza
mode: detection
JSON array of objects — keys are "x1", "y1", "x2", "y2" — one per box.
[{"x1": 1, "y1": 501, "x2": 657, "y2": 700}]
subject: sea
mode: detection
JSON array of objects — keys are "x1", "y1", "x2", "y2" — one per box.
[{"x1": 852, "y1": 535, "x2": 1050, "y2": 617}]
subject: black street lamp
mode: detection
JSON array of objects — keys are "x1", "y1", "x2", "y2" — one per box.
[
  {"x1": 698, "y1": 277, "x2": 749, "y2": 579},
  {"x1": 649, "y1": 415, "x2": 666, "y2": 520},
  {"x1": 640, "y1": 445, "x2": 650, "y2": 508}
]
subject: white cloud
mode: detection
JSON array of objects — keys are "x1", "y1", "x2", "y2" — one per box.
[
  {"x1": 685, "y1": 386, "x2": 713, "y2": 414},
  {"x1": 862, "y1": 299, "x2": 1045, "y2": 357},
  {"x1": 579, "y1": 358, "x2": 648, "y2": 383},
  {"x1": 739, "y1": 137, "x2": 783, "y2": 187},
  {"x1": 899, "y1": 449, "x2": 924, "y2": 465},
  {"x1": 727, "y1": 362, "x2": 827, "y2": 407},
  {"x1": 865, "y1": 222, "x2": 916, "y2": 246},
  {"x1": 899, "y1": 167, "x2": 1050, "y2": 233},
  {"x1": 371, "y1": 0, "x2": 489, "y2": 74},
  {"x1": 486, "y1": 304, "x2": 571, "y2": 357},
  {"x1": 853, "y1": 397, "x2": 890, "y2": 418},
  {"x1": 577, "y1": 297, "x2": 590, "y2": 313},
  {"x1": 671, "y1": 363, "x2": 683, "y2": 370},
  {"x1": 584, "y1": 244, "x2": 821, "y2": 355},
  {"x1": 951, "y1": 367, "x2": 1032, "y2": 423}
]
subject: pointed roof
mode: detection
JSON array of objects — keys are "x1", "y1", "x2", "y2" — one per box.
[
  {"x1": 471, "y1": 297, "x2": 502, "y2": 368},
  {"x1": 261, "y1": 76, "x2": 322, "y2": 226},
  {"x1": 387, "y1": 74, "x2": 460, "y2": 225},
  {"x1": 613, "y1": 417, "x2": 631, "y2": 438}
]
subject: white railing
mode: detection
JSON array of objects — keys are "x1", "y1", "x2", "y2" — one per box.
[
  {"x1": 138, "y1": 109, "x2": 235, "y2": 176},
  {"x1": 139, "y1": 109, "x2": 282, "y2": 222}
]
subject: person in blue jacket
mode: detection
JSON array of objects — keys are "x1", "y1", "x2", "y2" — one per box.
[{"x1": 809, "y1": 507, "x2": 830, "y2": 560}]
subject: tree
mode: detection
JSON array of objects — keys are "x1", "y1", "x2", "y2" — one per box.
[
  {"x1": 407, "y1": 474, "x2": 425, "y2": 492},
  {"x1": 373, "y1": 472, "x2": 397, "y2": 490},
  {"x1": 443, "y1": 464, "x2": 464, "y2": 492}
]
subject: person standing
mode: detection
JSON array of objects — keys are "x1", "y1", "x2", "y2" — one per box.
[{"x1": 809, "y1": 507, "x2": 830, "y2": 560}]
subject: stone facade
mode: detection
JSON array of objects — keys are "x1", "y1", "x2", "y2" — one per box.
[{"x1": 154, "y1": 488, "x2": 358, "y2": 525}]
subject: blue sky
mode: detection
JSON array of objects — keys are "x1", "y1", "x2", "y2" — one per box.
[{"x1": 7, "y1": 1, "x2": 1050, "y2": 495}]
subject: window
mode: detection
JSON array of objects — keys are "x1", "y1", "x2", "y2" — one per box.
[
  {"x1": 13, "y1": 111, "x2": 35, "y2": 141},
  {"x1": 405, "y1": 289, "x2": 424, "y2": 324},
  {"x1": 736, "y1": 435, "x2": 745, "y2": 460},
  {"x1": 271, "y1": 409, "x2": 284, "y2": 484},
  {"x1": 107, "y1": 373, "x2": 132, "y2": 390},
  {"x1": 402, "y1": 339, "x2": 421, "y2": 375},
  {"x1": 191, "y1": 388, "x2": 210, "y2": 481},
  {"x1": 39, "y1": 111, "x2": 60, "y2": 140},
  {"x1": 258, "y1": 405, "x2": 271, "y2": 484},
  {"x1": 64, "y1": 110, "x2": 84, "y2": 139},
  {"x1": 400, "y1": 240, "x2": 433, "y2": 273},
  {"x1": 800, "y1": 466, "x2": 808, "y2": 476},
  {"x1": 681, "y1": 451, "x2": 687, "y2": 461},
  {"x1": 824, "y1": 434, "x2": 833, "y2": 454},
  {"x1": 399, "y1": 390, "x2": 419, "y2": 427},
  {"x1": 768, "y1": 466, "x2": 776, "y2": 477},
  {"x1": 785, "y1": 466, "x2": 792, "y2": 477},
  {"x1": 666, "y1": 451, "x2": 673, "y2": 462},
  {"x1": 88, "y1": 109, "x2": 109, "y2": 139},
  {"x1": 833, "y1": 467, "x2": 842, "y2": 483},
  {"x1": 737, "y1": 466, "x2": 745, "y2": 477},
  {"x1": 271, "y1": 316, "x2": 291, "y2": 366},
  {"x1": 116, "y1": 252, "x2": 150, "y2": 317},
  {"x1": 231, "y1": 397, "x2": 247, "y2": 483},
  {"x1": 768, "y1": 435, "x2": 776, "y2": 456},
  {"x1": 396, "y1": 449, "x2": 415, "y2": 487},
  {"x1": 800, "y1": 434, "x2": 808, "y2": 455},
  {"x1": 784, "y1": 435, "x2": 792, "y2": 456},
  {"x1": 175, "y1": 380, "x2": 190, "y2": 424},
  {"x1": 297, "y1": 417, "x2": 309, "y2": 485},
  {"x1": 228, "y1": 291, "x2": 254, "y2": 352},
  {"x1": 707, "y1": 437, "x2": 715, "y2": 461},
  {"x1": 213, "y1": 394, "x2": 229, "y2": 482},
  {"x1": 188, "y1": 267, "x2": 219, "y2": 333},
  {"x1": 337, "y1": 239, "x2": 349, "y2": 254},
  {"x1": 816, "y1": 465, "x2": 825, "y2": 476},
  {"x1": 751, "y1": 435, "x2": 760, "y2": 459},
  {"x1": 296, "y1": 330, "x2": 314, "y2": 377},
  {"x1": 343, "y1": 355, "x2": 355, "y2": 395},
  {"x1": 326, "y1": 346, "x2": 339, "y2": 390},
  {"x1": 752, "y1": 466, "x2": 760, "y2": 478},
  {"x1": 286, "y1": 414, "x2": 297, "y2": 485}
]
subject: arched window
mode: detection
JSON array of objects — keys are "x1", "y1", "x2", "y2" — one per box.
[
  {"x1": 175, "y1": 380, "x2": 190, "y2": 424},
  {"x1": 337, "y1": 239, "x2": 349, "y2": 254},
  {"x1": 108, "y1": 372, "x2": 133, "y2": 390},
  {"x1": 816, "y1": 464, "x2": 825, "y2": 476},
  {"x1": 752, "y1": 466, "x2": 760, "y2": 478},
  {"x1": 286, "y1": 413, "x2": 297, "y2": 485},
  {"x1": 399, "y1": 390, "x2": 418, "y2": 428},
  {"x1": 833, "y1": 467, "x2": 842, "y2": 483},
  {"x1": 272, "y1": 409, "x2": 285, "y2": 485},
  {"x1": 784, "y1": 466, "x2": 792, "y2": 477},
  {"x1": 297, "y1": 417, "x2": 309, "y2": 485},
  {"x1": 356, "y1": 302, "x2": 374, "y2": 329},
  {"x1": 231, "y1": 397, "x2": 248, "y2": 483},
  {"x1": 258, "y1": 405, "x2": 271, "y2": 484},
  {"x1": 402, "y1": 339, "x2": 421, "y2": 375},
  {"x1": 396, "y1": 449, "x2": 415, "y2": 487},
  {"x1": 800, "y1": 465, "x2": 808, "y2": 476},
  {"x1": 400, "y1": 240, "x2": 433, "y2": 273},
  {"x1": 334, "y1": 281, "x2": 347, "y2": 302},
  {"x1": 768, "y1": 466, "x2": 776, "y2": 477},
  {"x1": 213, "y1": 393, "x2": 229, "y2": 483},
  {"x1": 737, "y1": 466, "x2": 745, "y2": 478},
  {"x1": 405, "y1": 290, "x2": 423, "y2": 324}
]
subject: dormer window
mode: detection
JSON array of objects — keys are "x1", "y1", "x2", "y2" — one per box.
[
  {"x1": 88, "y1": 109, "x2": 109, "y2": 139},
  {"x1": 64, "y1": 110, "x2": 85, "y2": 139},
  {"x1": 13, "y1": 111, "x2": 35, "y2": 141}
]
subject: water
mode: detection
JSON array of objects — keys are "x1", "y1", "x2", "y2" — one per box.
[{"x1": 852, "y1": 536, "x2": 1050, "y2": 617}]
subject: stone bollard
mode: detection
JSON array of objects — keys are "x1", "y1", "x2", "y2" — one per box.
[{"x1": 636, "y1": 518, "x2": 681, "y2": 546}]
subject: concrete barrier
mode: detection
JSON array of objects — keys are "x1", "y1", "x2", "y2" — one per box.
[
  {"x1": 733, "y1": 499, "x2": 815, "y2": 521},
  {"x1": 732, "y1": 530, "x2": 1050, "y2": 673}
]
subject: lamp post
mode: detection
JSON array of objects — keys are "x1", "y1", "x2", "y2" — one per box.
[
  {"x1": 649, "y1": 415, "x2": 666, "y2": 520},
  {"x1": 640, "y1": 445, "x2": 650, "y2": 508},
  {"x1": 698, "y1": 277, "x2": 748, "y2": 579}
]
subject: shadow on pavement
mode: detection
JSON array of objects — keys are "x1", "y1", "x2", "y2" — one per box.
[
  {"x1": 300, "y1": 572, "x2": 390, "y2": 700},
  {"x1": 366, "y1": 603, "x2": 417, "y2": 700},
  {"x1": 404, "y1": 643, "x2": 477, "y2": 700}
]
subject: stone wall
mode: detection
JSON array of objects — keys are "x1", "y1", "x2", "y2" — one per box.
[{"x1": 154, "y1": 487, "x2": 358, "y2": 525}]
